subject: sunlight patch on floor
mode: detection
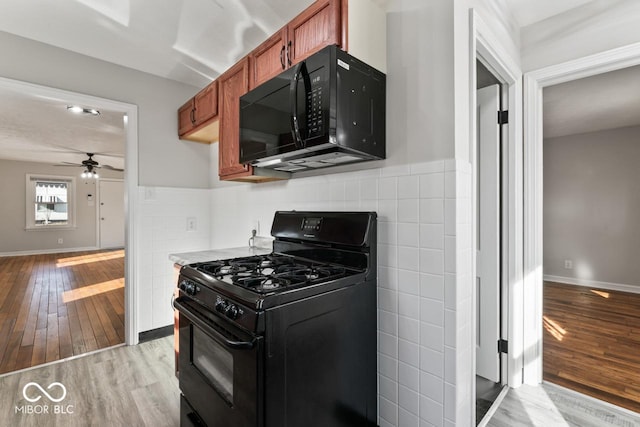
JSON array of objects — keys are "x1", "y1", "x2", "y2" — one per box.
[
  {"x1": 62, "y1": 278, "x2": 124, "y2": 303},
  {"x1": 56, "y1": 250, "x2": 124, "y2": 267},
  {"x1": 544, "y1": 315, "x2": 567, "y2": 341},
  {"x1": 590, "y1": 289, "x2": 610, "y2": 298}
]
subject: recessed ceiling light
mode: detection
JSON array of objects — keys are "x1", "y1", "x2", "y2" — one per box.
[{"x1": 67, "y1": 105, "x2": 101, "y2": 116}]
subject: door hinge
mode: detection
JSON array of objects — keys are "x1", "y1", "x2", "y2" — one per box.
[
  {"x1": 498, "y1": 339, "x2": 508, "y2": 354},
  {"x1": 498, "y1": 110, "x2": 508, "y2": 125}
]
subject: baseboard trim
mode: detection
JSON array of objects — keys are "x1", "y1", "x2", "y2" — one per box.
[
  {"x1": 0, "y1": 246, "x2": 100, "y2": 258},
  {"x1": 543, "y1": 274, "x2": 640, "y2": 295},
  {"x1": 138, "y1": 325, "x2": 173, "y2": 343}
]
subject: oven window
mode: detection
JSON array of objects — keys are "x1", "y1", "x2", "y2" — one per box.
[{"x1": 192, "y1": 326, "x2": 234, "y2": 403}]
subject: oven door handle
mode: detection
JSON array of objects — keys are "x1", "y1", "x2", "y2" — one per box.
[{"x1": 173, "y1": 296, "x2": 256, "y2": 350}]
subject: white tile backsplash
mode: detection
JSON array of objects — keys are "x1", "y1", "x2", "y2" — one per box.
[
  {"x1": 379, "y1": 176, "x2": 398, "y2": 200},
  {"x1": 137, "y1": 186, "x2": 211, "y2": 332},
  {"x1": 398, "y1": 199, "x2": 419, "y2": 223},
  {"x1": 136, "y1": 160, "x2": 474, "y2": 427},
  {"x1": 398, "y1": 222, "x2": 420, "y2": 247}
]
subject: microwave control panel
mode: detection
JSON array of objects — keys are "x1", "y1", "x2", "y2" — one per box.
[{"x1": 306, "y1": 76, "x2": 324, "y2": 138}]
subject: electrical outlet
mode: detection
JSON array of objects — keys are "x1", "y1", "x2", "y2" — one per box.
[
  {"x1": 186, "y1": 217, "x2": 197, "y2": 232},
  {"x1": 564, "y1": 259, "x2": 573, "y2": 269},
  {"x1": 57, "y1": 238, "x2": 64, "y2": 244}
]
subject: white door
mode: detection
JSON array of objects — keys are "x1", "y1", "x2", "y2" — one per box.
[
  {"x1": 476, "y1": 84, "x2": 501, "y2": 382},
  {"x1": 99, "y1": 180, "x2": 125, "y2": 248}
]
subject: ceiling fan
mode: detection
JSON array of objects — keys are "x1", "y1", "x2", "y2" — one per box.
[{"x1": 55, "y1": 153, "x2": 124, "y2": 177}]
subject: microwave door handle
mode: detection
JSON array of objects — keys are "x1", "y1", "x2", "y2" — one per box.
[{"x1": 289, "y1": 61, "x2": 311, "y2": 149}]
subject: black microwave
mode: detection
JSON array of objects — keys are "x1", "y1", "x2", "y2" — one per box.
[{"x1": 239, "y1": 45, "x2": 385, "y2": 173}]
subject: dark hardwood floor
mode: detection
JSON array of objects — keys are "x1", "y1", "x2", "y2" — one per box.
[
  {"x1": 0, "y1": 249, "x2": 124, "y2": 374},
  {"x1": 543, "y1": 281, "x2": 640, "y2": 413}
]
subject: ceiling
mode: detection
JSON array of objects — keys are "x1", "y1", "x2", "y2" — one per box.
[
  {"x1": 0, "y1": 85, "x2": 125, "y2": 169},
  {"x1": 0, "y1": 0, "x2": 636, "y2": 167},
  {"x1": 0, "y1": 0, "x2": 315, "y2": 88},
  {"x1": 543, "y1": 64, "x2": 640, "y2": 139},
  {"x1": 507, "y1": 0, "x2": 594, "y2": 27}
]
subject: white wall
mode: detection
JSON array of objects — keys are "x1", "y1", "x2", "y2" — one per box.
[
  {"x1": 0, "y1": 30, "x2": 209, "y2": 189},
  {"x1": 0, "y1": 159, "x2": 123, "y2": 254},
  {"x1": 521, "y1": 0, "x2": 640, "y2": 72},
  {"x1": 544, "y1": 125, "x2": 640, "y2": 287}
]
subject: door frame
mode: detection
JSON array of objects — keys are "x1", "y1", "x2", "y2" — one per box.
[
  {"x1": 522, "y1": 42, "x2": 640, "y2": 383},
  {"x1": 0, "y1": 76, "x2": 140, "y2": 346},
  {"x1": 470, "y1": 9, "x2": 523, "y2": 391},
  {"x1": 96, "y1": 178, "x2": 125, "y2": 249}
]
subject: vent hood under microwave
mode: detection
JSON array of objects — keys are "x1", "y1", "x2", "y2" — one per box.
[{"x1": 239, "y1": 45, "x2": 386, "y2": 173}]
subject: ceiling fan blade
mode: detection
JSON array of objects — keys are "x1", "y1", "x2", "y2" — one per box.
[
  {"x1": 54, "y1": 162, "x2": 83, "y2": 167},
  {"x1": 101, "y1": 164, "x2": 125, "y2": 172}
]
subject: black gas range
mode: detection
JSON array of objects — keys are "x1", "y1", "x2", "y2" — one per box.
[{"x1": 174, "y1": 211, "x2": 378, "y2": 427}]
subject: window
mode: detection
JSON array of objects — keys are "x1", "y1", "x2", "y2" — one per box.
[{"x1": 26, "y1": 174, "x2": 76, "y2": 229}]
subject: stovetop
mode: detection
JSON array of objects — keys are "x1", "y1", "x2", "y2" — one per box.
[{"x1": 191, "y1": 254, "x2": 354, "y2": 294}]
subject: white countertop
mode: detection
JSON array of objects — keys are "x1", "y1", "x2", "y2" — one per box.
[{"x1": 169, "y1": 241, "x2": 273, "y2": 266}]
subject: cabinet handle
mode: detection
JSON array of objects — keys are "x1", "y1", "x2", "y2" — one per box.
[
  {"x1": 280, "y1": 45, "x2": 285, "y2": 69},
  {"x1": 287, "y1": 40, "x2": 292, "y2": 66},
  {"x1": 190, "y1": 109, "x2": 195, "y2": 124}
]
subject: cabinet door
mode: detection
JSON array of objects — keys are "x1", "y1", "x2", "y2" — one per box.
[
  {"x1": 218, "y1": 58, "x2": 252, "y2": 178},
  {"x1": 178, "y1": 99, "x2": 195, "y2": 137},
  {"x1": 250, "y1": 28, "x2": 287, "y2": 90},
  {"x1": 193, "y1": 81, "x2": 218, "y2": 126},
  {"x1": 287, "y1": 0, "x2": 341, "y2": 65}
]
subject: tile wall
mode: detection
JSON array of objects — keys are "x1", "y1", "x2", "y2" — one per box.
[
  {"x1": 137, "y1": 186, "x2": 211, "y2": 331},
  {"x1": 208, "y1": 159, "x2": 474, "y2": 427}
]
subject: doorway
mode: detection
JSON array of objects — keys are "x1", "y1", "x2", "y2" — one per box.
[
  {"x1": 99, "y1": 179, "x2": 125, "y2": 249},
  {"x1": 529, "y1": 63, "x2": 640, "y2": 412},
  {"x1": 474, "y1": 60, "x2": 506, "y2": 424},
  {"x1": 523, "y1": 40, "x2": 640, "y2": 389},
  {"x1": 0, "y1": 76, "x2": 138, "y2": 375}
]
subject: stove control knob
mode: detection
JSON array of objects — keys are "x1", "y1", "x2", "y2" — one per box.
[
  {"x1": 179, "y1": 280, "x2": 198, "y2": 296},
  {"x1": 215, "y1": 297, "x2": 228, "y2": 313},
  {"x1": 225, "y1": 304, "x2": 240, "y2": 320}
]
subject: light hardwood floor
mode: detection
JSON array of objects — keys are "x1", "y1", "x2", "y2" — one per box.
[
  {"x1": 543, "y1": 281, "x2": 640, "y2": 413},
  {"x1": 0, "y1": 250, "x2": 125, "y2": 374},
  {"x1": 0, "y1": 336, "x2": 179, "y2": 427},
  {"x1": 488, "y1": 382, "x2": 640, "y2": 427}
]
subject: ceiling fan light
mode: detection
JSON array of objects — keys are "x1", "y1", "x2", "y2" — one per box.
[
  {"x1": 81, "y1": 171, "x2": 87, "y2": 178},
  {"x1": 66, "y1": 105, "x2": 101, "y2": 116},
  {"x1": 93, "y1": 171, "x2": 99, "y2": 179}
]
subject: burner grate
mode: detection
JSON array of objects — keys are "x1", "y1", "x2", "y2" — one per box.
[{"x1": 194, "y1": 254, "x2": 353, "y2": 294}]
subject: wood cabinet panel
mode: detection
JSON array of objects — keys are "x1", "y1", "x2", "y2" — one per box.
[
  {"x1": 250, "y1": 28, "x2": 287, "y2": 90},
  {"x1": 218, "y1": 58, "x2": 252, "y2": 178},
  {"x1": 178, "y1": 99, "x2": 195, "y2": 137},
  {"x1": 288, "y1": 0, "x2": 340, "y2": 65},
  {"x1": 193, "y1": 81, "x2": 218, "y2": 126},
  {"x1": 179, "y1": 81, "x2": 219, "y2": 143}
]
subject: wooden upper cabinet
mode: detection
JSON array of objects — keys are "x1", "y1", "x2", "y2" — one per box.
[
  {"x1": 178, "y1": 81, "x2": 219, "y2": 143},
  {"x1": 249, "y1": 0, "x2": 341, "y2": 89},
  {"x1": 249, "y1": 28, "x2": 288, "y2": 90},
  {"x1": 288, "y1": 0, "x2": 341, "y2": 65},
  {"x1": 218, "y1": 58, "x2": 252, "y2": 178},
  {"x1": 178, "y1": 99, "x2": 195, "y2": 137},
  {"x1": 193, "y1": 81, "x2": 218, "y2": 127}
]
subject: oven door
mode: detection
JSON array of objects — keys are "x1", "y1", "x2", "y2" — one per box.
[{"x1": 174, "y1": 296, "x2": 263, "y2": 427}]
